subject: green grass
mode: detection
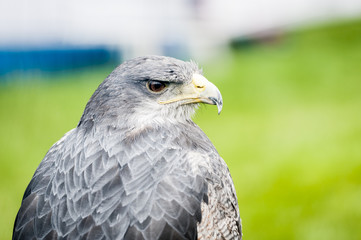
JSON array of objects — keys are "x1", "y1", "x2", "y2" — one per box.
[{"x1": 1, "y1": 18, "x2": 361, "y2": 239}]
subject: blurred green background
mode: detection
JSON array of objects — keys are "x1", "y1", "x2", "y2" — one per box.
[{"x1": 1, "y1": 18, "x2": 361, "y2": 240}]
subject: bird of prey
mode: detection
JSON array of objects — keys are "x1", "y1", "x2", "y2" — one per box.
[{"x1": 13, "y1": 55, "x2": 242, "y2": 240}]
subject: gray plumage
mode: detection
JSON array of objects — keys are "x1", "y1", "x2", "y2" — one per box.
[{"x1": 13, "y1": 55, "x2": 242, "y2": 240}]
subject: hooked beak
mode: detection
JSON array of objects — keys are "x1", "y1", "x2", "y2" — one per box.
[{"x1": 158, "y1": 73, "x2": 223, "y2": 114}]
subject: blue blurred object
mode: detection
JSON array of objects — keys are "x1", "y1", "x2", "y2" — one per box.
[{"x1": 0, "y1": 46, "x2": 121, "y2": 78}]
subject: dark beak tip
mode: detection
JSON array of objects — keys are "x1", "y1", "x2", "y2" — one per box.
[
  {"x1": 217, "y1": 102, "x2": 223, "y2": 115},
  {"x1": 209, "y1": 97, "x2": 223, "y2": 115}
]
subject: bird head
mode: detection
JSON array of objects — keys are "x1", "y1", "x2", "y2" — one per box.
[{"x1": 79, "y1": 56, "x2": 223, "y2": 129}]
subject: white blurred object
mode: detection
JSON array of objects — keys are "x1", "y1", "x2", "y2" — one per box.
[{"x1": 0, "y1": 0, "x2": 361, "y2": 60}]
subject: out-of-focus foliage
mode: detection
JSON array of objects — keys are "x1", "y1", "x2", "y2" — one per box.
[{"x1": 1, "y1": 19, "x2": 361, "y2": 240}]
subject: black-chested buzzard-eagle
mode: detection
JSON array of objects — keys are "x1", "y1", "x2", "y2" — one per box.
[{"x1": 13, "y1": 55, "x2": 242, "y2": 240}]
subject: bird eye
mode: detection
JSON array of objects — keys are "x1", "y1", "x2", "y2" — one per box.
[{"x1": 147, "y1": 80, "x2": 167, "y2": 93}]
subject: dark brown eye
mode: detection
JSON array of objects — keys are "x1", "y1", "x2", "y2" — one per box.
[{"x1": 147, "y1": 80, "x2": 167, "y2": 93}]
